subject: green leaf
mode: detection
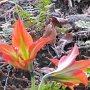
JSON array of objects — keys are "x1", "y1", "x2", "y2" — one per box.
[
  {"x1": 85, "y1": 68, "x2": 90, "y2": 73},
  {"x1": 27, "y1": 82, "x2": 60, "y2": 90},
  {"x1": 15, "y1": 10, "x2": 30, "y2": 19}
]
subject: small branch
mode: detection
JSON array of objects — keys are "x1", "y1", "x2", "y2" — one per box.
[
  {"x1": 68, "y1": 0, "x2": 73, "y2": 7},
  {"x1": 0, "y1": 0, "x2": 8, "y2": 5},
  {"x1": 3, "y1": 65, "x2": 12, "y2": 90}
]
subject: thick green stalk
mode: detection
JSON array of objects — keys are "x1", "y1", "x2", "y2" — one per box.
[
  {"x1": 29, "y1": 62, "x2": 35, "y2": 90},
  {"x1": 30, "y1": 71, "x2": 35, "y2": 90}
]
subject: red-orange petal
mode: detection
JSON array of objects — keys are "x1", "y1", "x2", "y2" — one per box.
[
  {"x1": 57, "y1": 44, "x2": 79, "y2": 70},
  {"x1": 48, "y1": 44, "x2": 79, "y2": 70},
  {"x1": 12, "y1": 19, "x2": 33, "y2": 49},
  {"x1": 70, "y1": 69, "x2": 88, "y2": 86},
  {"x1": 70, "y1": 60, "x2": 90, "y2": 70},
  {"x1": 2, "y1": 54, "x2": 28, "y2": 70},
  {"x1": 47, "y1": 58, "x2": 59, "y2": 66},
  {"x1": 0, "y1": 44, "x2": 22, "y2": 68},
  {"x1": 0, "y1": 43, "x2": 14, "y2": 54},
  {"x1": 63, "y1": 82, "x2": 78, "y2": 86},
  {"x1": 22, "y1": 37, "x2": 51, "y2": 63}
]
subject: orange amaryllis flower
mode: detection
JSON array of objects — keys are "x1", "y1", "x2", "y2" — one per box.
[
  {"x1": 47, "y1": 44, "x2": 90, "y2": 86},
  {"x1": 0, "y1": 19, "x2": 51, "y2": 70}
]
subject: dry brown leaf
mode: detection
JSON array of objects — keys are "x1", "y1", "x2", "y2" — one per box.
[
  {"x1": 65, "y1": 33, "x2": 73, "y2": 41},
  {"x1": 43, "y1": 23, "x2": 57, "y2": 44},
  {"x1": 49, "y1": 16, "x2": 68, "y2": 27},
  {"x1": 43, "y1": 16, "x2": 69, "y2": 44}
]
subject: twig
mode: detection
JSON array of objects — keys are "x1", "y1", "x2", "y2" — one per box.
[
  {"x1": 68, "y1": 0, "x2": 73, "y2": 7},
  {"x1": 0, "y1": 63, "x2": 8, "y2": 69},
  {"x1": 3, "y1": 65, "x2": 12, "y2": 90}
]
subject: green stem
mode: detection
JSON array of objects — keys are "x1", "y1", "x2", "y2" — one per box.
[
  {"x1": 38, "y1": 74, "x2": 48, "y2": 90},
  {"x1": 38, "y1": 78, "x2": 44, "y2": 90},
  {"x1": 29, "y1": 62, "x2": 35, "y2": 90},
  {"x1": 30, "y1": 71, "x2": 35, "y2": 90}
]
